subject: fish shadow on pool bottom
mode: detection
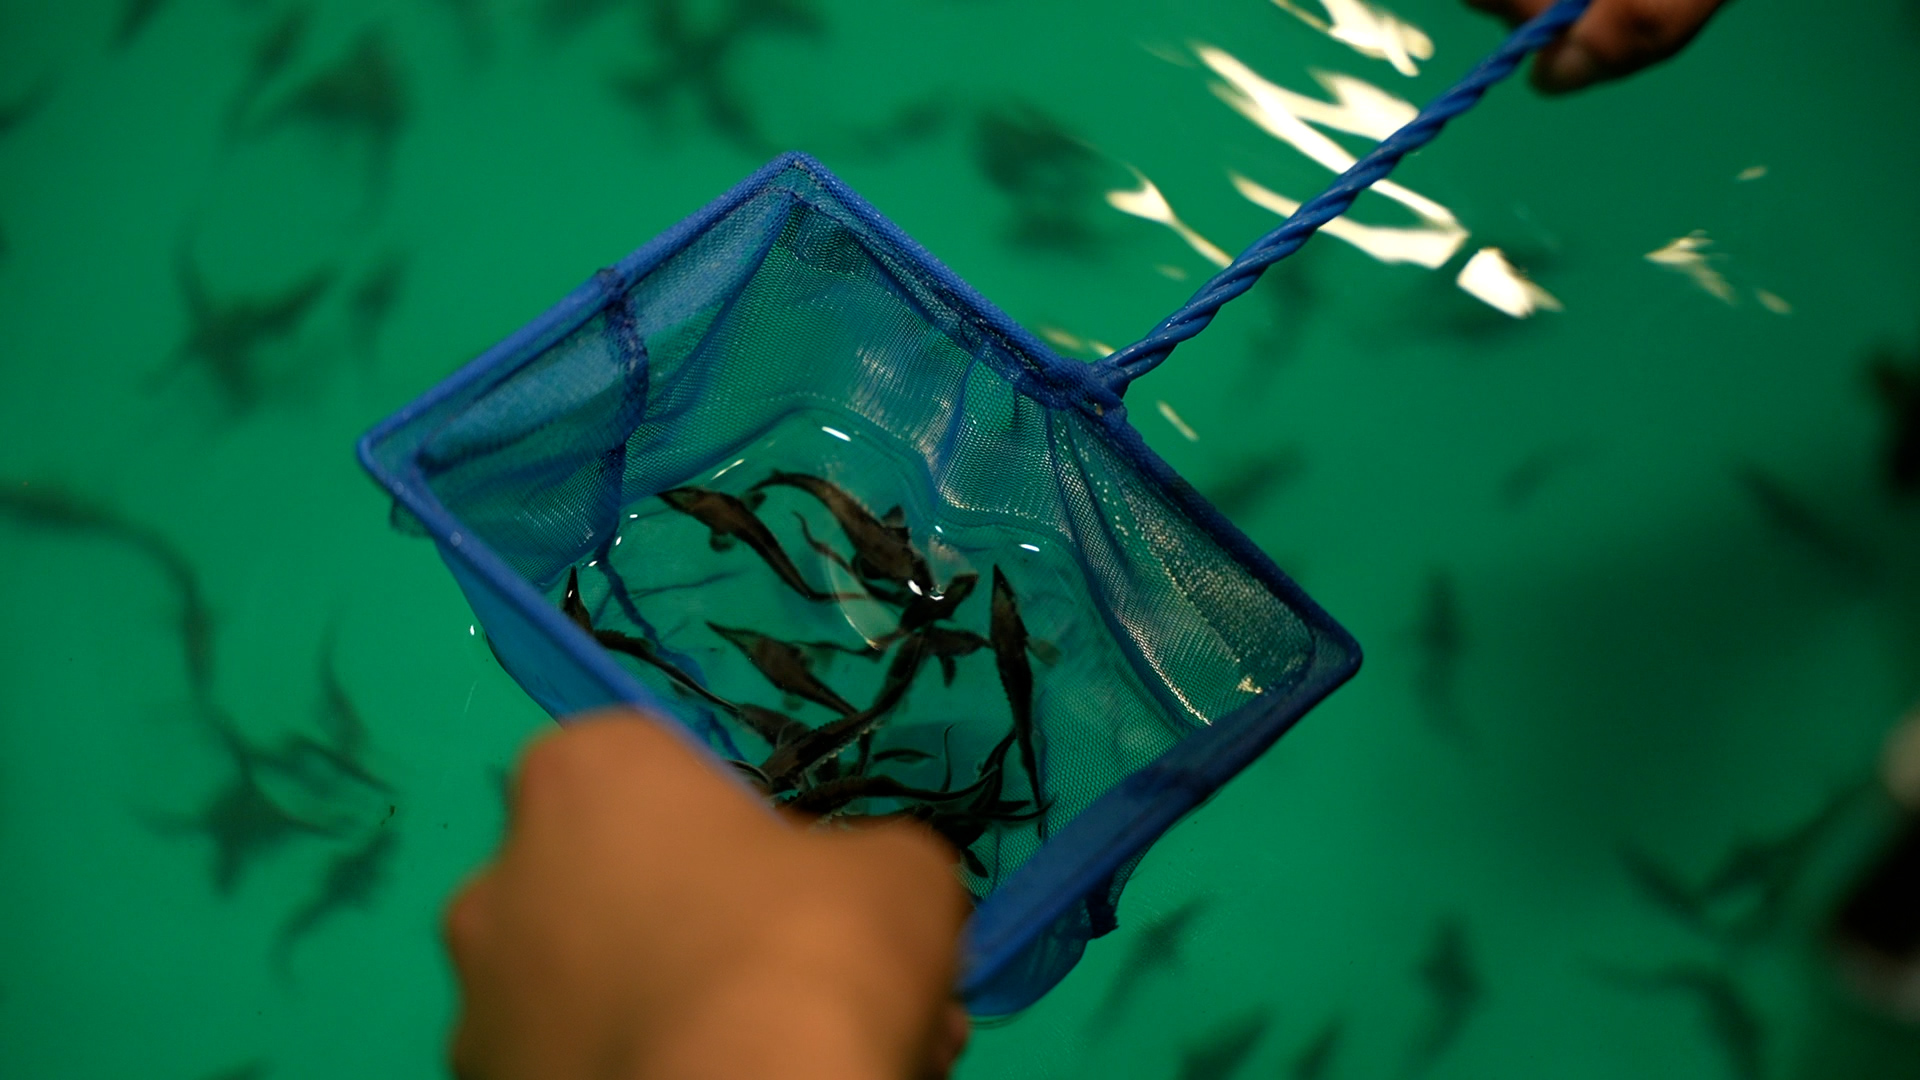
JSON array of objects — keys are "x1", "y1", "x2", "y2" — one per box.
[
  {"x1": 1442, "y1": 451, "x2": 1920, "y2": 881},
  {"x1": 1083, "y1": 897, "x2": 1213, "y2": 1033},
  {"x1": 605, "y1": 0, "x2": 826, "y2": 156},
  {"x1": 971, "y1": 103, "x2": 1123, "y2": 258},
  {"x1": 1175, "y1": 1011, "x2": 1270, "y2": 1080},
  {"x1": 0, "y1": 482, "x2": 217, "y2": 706},
  {"x1": 237, "y1": 27, "x2": 411, "y2": 218}
]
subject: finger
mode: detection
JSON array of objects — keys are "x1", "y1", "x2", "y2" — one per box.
[
  {"x1": 442, "y1": 869, "x2": 496, "y2": 978},
  {"x1": 1462, "y1": 0, "x2": 1553, "y2": 25},
  {"x1": 919, "y1": 1001, "x2": 973, "y2": 1080},
  {"x1": 1533, "y1": 0, "x2": 1727, "y2": 93}
]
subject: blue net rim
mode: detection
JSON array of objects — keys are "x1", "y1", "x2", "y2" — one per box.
[{"x1": 357, "y1": 152, "x2": 1363, "y2": 1013}]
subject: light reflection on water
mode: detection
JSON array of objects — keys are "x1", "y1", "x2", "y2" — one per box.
[
  {"x1": 1269, "y1": 0, "x2": 1435, "y2": 76},
  {"x1": 1106, "y1": 168, "x2": 1234, "y2": 267},
  {"x1": 1647, "y1": 230, "x2": 1738, "y2": 304},
  {"x1": 1455, "y1": 247, "x2": 1562, "y2": 318}
]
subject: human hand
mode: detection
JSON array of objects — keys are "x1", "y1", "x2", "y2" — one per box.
[
  {"x1": 1468, "y1": 0, "x2": 1732, "y2": 94},
  {"x1": 444, "y1": 710, "x2": 974, "y2": 1080}
]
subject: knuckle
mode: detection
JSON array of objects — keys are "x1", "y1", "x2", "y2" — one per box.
[
  {"x1": 515, "y1": 730, "x2": 581, "y2": 804},
  {"x1": 1594, "y1": 0, "x2": 1694, "y2": 64},
  {"x1": 443, "y1": 878, "x2": 491, "y2": 959}
]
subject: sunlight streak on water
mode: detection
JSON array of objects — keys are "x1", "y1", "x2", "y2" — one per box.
[
  {"x1": 1157, "y1": 400, "x2": 1201, "y2": 441},
  {"x1": 1646, "y1": 231, "x2": 1736, "y2": 304},
  {"x1": 1231, "y1": 171, "x2": 1467, "y2": 268},
  {"x1": 1268, "y1": 0, "x2": 1434, "y2": 76},
  {"x1": 1107, "y1": 169, "x2": 1233, "y2": 267},
  {"x1": 1039, "y1": 326, "x2": 1116, "y2": 358},
  {"x1": 1197, "y1": 46, "x2": 1458, "y2": 227},
  {"x1": 1455, "y1": 247, "x2": 1562, "y2": 318}
]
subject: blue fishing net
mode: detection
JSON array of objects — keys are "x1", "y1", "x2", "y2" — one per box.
[{"x1": 359, "y1": 0, "x2": 1584, "y2": 1015}]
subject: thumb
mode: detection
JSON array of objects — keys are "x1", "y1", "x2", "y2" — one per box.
[{"x1": 1531, "y1": 0, "x2": 1729, "y2": 94}]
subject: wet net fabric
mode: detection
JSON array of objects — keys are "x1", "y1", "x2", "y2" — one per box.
[
  {"x1": 360, "y1": 0, "x2": 1585, "y2": 1015},
  {"x1": 367, "y1": 159, "x2": 1352, "y2": 1010}
]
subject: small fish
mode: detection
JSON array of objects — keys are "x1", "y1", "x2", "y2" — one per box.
[
  {"x1": 973, "y1": 104, "x2": 1107, "y2": 254},
  {"x1": 726, "y1": 758, "x2": 773, "y2": 792},
  {"x1": 347, "y1": 251, "x2": 406, "y2": 360},
  {"x1": 256, "y1": 730, "x2": 394, "y2": 813},
  {"x1": 1732, "y1": 465, "x2": 1876, "y2": 582},
  {"x1": 1597, "y1": 965, "x2": 1763, "y2": 1080},
  {"x1": 1290, "y1": 1018, "x2": 1342, "y2": 1080},
  {"x1": 794, "y1": 638, "x2": 886, "y2": 665},
  {"x1": 908, "y1": 774, "x2": 1043, "y2": 878},
  {"x1": 258, "y1": 30, "x2": 408, "y2": 209},
  {"x1": 0, "y1": 482, "x2": 216, "y2": 704},
  {"x1": 709, "y1": 623, "x2": 857, "y2": 717},
  {"x1": 784, "y1": 770, "x2": 995, "y2": 818},
  {"x1": 1500, "y1": 442, "x2": 1588, "y2": 509},
  {"x1": 989, "y1": 568, "x2": 1045, "y2": 827},
  {"x1": 1618, "y1": 843, "x2": 1710, "y2": 934},
  {"x1": 1203, "y1": 446, "x2": 1305, "y2": 519},
  {"x1": 564, "y1": 568, "x2": 746, "y2": 718},
  {"x1": 560, "y1": 566, "x2": 594, "y2": 632},
  {"x1": 735, "y1": 703, "x2": 811, "y2": 749},
  {"x1": 163, "y1": 247, "x2": 334, "y2": 411},
  {"x1": 149, "y1": 719, "x2": 335, "y2": 895},
  {"x1": 1695, "y1": 785, "x2": 1864, "y2": 941},
  {"x1": 659, "y1": 487, "x2": 846, "y2": 602},
  {"x1": 891, "y1": 571, "x2": 979, "y2": 637},
  {"x1": 1409, "y1": 917, "x2": 1482, "y2": 1074},
  {"x1": 1869, "y1": 348, "x2": 1920, "y2": 494},
  {"x1": 597, "y1": 629, "x2": 739, "y2": 713},
  {"x1": 607, "y1": 0, "x2": 822, "y2": 154},
  {"x1": 1088, "y1": 897, "x2": 1210, "y2": 1028},
  {"x1": 1177, "y1": 1012, "x2": 1269, "y2": 1080},
  {"x1": 753, "y1": 471, "x2": 926, "y2": 587},
  {"x1": 761, "y1": 632, "x2": 935, "y2": 787},
  {"x1": 316, "y1": 625, "x2": 371, "y2": 760},
  {"x1": 224, "y1": 6, "x2": 311, "y2": 136},
  {"x1": 921, "y1": 625, "x2": 988, "y2": 685},
  {"x1": 843, "y1": 95, "x2": 950, "y2": 160},
  {"x1": 0, "y1": 78, "x2": 54, "y2": 137},
  {"x1": 114, "y1": 0, "x2": 169, "y2": 47},
  {"x1": 275, "y1": 829, "x2": 400, "y2": 968},
  {"x1": 1411, "y1": 570, "x2": 1468, "y2": 746}
]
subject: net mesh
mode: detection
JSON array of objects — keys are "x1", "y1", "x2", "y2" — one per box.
[{"x1": 364, "y1": 156, "x2": 1355, "y2": 1013}]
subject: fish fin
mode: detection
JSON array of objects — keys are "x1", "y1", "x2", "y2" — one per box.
[
  {"x1": 561, "y1": 567, "x2": 594, "y2": 632},
  {"x1": 709, "y1": 532, "x2": 736, "y2": 552},
  {"x1": 882, "y1": 505, "x2": 906, "y2": 528},
  {"x1": 1028, "y1": 638, "x2": 1062, "y2": 665},
  {"x1": 744, "y1": 490, "x2": 767, "y2": 512},
  {"x1": 938, "y1": 654, "x2": 958, "y2": 686}
]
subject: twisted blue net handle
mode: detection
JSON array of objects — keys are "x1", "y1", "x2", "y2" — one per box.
[{"x1": 1094, "y1": 0, "x2": 1591, "y2": 394}]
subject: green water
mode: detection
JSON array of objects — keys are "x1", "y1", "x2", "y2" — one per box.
[{"x1": 4, "y1": 1, "x2": 1920, "y2": 1077}]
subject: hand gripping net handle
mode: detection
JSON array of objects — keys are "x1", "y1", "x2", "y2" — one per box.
[{"x1": 1094, "y1": 0, "x2": 1592, "y2": 394}]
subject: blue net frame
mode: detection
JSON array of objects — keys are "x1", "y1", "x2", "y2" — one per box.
[{"x1": 358, "y1": 0, "x2": 1586, "y2": 1015}]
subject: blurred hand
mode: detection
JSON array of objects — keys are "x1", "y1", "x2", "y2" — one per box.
[
  {"x1": 1468, "y1": 0, "x2": 1732, "y2": 93},
  {"x1": 444, "y1": 711, "x2": 974, "y2": 1080}
]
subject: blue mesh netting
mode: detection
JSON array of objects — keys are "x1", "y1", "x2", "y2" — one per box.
[{"x1": 359, "y1": 0, "x2": 1584, "y2": 1015}]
